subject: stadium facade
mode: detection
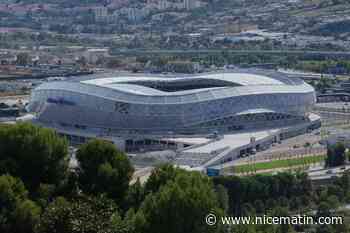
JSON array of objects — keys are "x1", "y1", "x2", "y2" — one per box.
[
  {"x1": 28, "y1": 70, "x2": 316, "y2": 132},
  {"x1": 28, "y1": 69, "x2": 319, "y2": 159}
]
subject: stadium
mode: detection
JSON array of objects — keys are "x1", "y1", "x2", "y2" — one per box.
[
  {"x1": 28, "y1": 69, "x2": 316, "y2": 134},
  {"x1": 28, "y1": 69, "x2": 320, "y2": 167}
]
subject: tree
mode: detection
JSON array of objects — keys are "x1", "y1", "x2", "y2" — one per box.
[
  {"x1": 315, "y1": 77, "x2": 333, "y2": 93},
  {"x1": 213, "y1": 172, "x2": 314, "y2": 216},
  {"x1": 295, "y1": 172, "x2": 313, "y2": 197},
  {"x1": 327, "y1": 184, "x2": 344, "y2": 201},
  {"x1": 137, "y1": 171, "x2": 224, "y2": 233},
  {"x1": 326, "y1": 142, "x2": 346, "y2": 167},
  {"x1": 76, "y1": 139, "x2": 134, "y2": 202},
  {"x1": 346, "y1": 150, "x2": 350, "y2": 162},
  {"x1": 125, "y1": 179, "x2": 145, "y2": 211},
  {"x1": 0, "y1": 175, "x2": 41, "y2": 233},
  {"x1": 265, "y1": 198, "x2": 277, "y2": 211},
  {"x1": 241, "y1": 203, "x2": 256, "y2": 216},
  {"x1": 0, "y1": 123, "x2": 69, "y2": 192},
  {"x1": 253, "y1": 199, "x2": 265, "y2": 214},
  {"x1": 337, "y1": 170, "x2": 350, "y2": 196},
  {"x1": 326, "y1": 195, "x2": 340, "y2": 210},
  {"x1": 14, "y1": 199, "x2": 41, "y2": 233},
  {"x1": 35, "y1": 183, "x2": 57, "y2": 208},
  {"x1": 317, "y1": 202, "x2": 332, "y2": 218},
  {"x1": 16, "y1": 52, "x2": 30, "y2": 66},
  {"x1": 215, "y1": 184, "x2": 229, "y2": 213},
  {"x1": 36, "y1": 195, "x2": 130, "y2": 233},
  {"x1": 144, "y1": 163, "x2": 180, "y2": 194},
  {"x1": 270, "y1": 207, "x2": 296, "y2": 233}
]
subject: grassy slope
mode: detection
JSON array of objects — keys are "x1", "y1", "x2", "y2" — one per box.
[{"x1": 232, "y1": 154, "x2": 326, "y2": 174}]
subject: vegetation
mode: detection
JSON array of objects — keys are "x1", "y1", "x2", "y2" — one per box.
[
  {"x1": 295, "y1": 60, "x2": 350, "y2": 74},
  {"x1": 0, "y1": 32, "x2": 96, "y2": 50},
  {"x1": 76, "y1": 139, "x2": 134, "y2": 203},
  {"x1": 214, "y1": 171, "x2": 350, "y2": 232},
  {"x1": 232, "y1": 154, "x2": 326, "y2": 174},
  {"x1": 0, "y1": 123, "x2": 69, "y2": 192},
  {"x1": 0, "y1": 123, "x2": 350, "y2": 233},
  {"x1": 313, "y1": 76, "x2": 336, "y2": 93},
  {"x1": 16, "y1": 52, "x2": 30, "y2": 66},
  {"x1": 326, "y1": 142, "x2": 346, "y2": 167},
  {"x1": 138, "y1": 171, "x2": 224, "y2": 233},
  {"x1": 132, "y1": 53, "x2": 350, "y2": 76},
  {"x1": 0, "y1": 174, "x2": 41, "y2": 233},
  {"x1": 36, "y1": 195, "x2": 130, "y2": 233}
]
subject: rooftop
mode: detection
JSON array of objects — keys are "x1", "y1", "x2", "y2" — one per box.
[
  {"x1": 78, "y1": 69, "x2": 305, "y2": 96},
  {"x1": 34, "y1": 69, "x2": 313, "y2": 104}
]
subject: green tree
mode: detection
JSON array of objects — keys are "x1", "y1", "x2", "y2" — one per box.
[
  {"x1": 125, "y1": 179, "x2": 145, "y2": 211},
  {"x1": 0, "y1": 123, "x2": 69, "y2": 191},
  {"x1": 76, "y1": 139, "x2": 134, "y2": 202},
  {"x1": 0, "y1": 174, "x2": 41, "y2": 233},
  {"x1": 346, "y1": 150, "x2": 350, "y2": 162},
  {"x1": 317, "y1": 202, "x2": 332, "y2": 218},
  {"x1": 326, "y1": 142, "x2": 346, "y2": 167},
  {"x1": 16, "y1": 52, "x2": 30, "y2": 66},
  {"x1": 137, "y1": 171, "x2": 224, "y2": 233},
  {"x1": 254, "y1": 199, "x2": 265, "y2": 214},
  {"x1": 270, "y1": 207, "x2": 296, "y2": 233},
  {"x1": 144, "y1": 163, "x2": 180, "y2": 194},
  {"x1": 35, "y1": 183, "x2": 57, "y2": 208},
  {"x1": 337, "y1": 170, "x2": 350, "y2": 197},
  {"x1": 215, "y1": 184, "x2": 229, "y2": 213},
  {"x1": 37, "y1": 195, "x2": 130, "y2": 233},
  {"x1": 326, "y1": 195, "x2": 340, "y2": 210},
  {"x1": 14, "y1": 199, "x2": 41, "y2": 233}
]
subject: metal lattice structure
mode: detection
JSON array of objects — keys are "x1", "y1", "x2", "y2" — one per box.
[{"x1": 28, "y1": 69, "x2": 316, "y2": 135}]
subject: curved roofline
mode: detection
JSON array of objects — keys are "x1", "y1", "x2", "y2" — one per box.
[
  {"x1": 74, "y1": 68, "x2": 304, "y2": 85},
  {"x1": 81, "y1": 73, "x2": 285, "y2": 86},
  {"x1": 32, "y1": 69, "x2": 315, "y2": 105},
  {"x1": 76, "y1": 69, "x2": 305, "y2": 95},
  {"x1": 34, "y1": 81, "x2": 315, "y2": 105}
]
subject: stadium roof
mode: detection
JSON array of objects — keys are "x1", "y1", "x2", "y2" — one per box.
[
  {"x1": 35, "y1": 69, "x2": 314, "y2": 104},
  {"x1": 81, "y1": 73, "x2": 284, "y2": 87},
  {"x1": 79, "y1": 72, "x2": 288, "y2": 96}
]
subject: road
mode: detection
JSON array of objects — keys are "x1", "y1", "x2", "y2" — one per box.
[
  {"x1": 308, "y1": 164, "x2": 350, "y2": 180},
  {"x1": 111, "y1": 49, "x2": 350, "y2": 58}
]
